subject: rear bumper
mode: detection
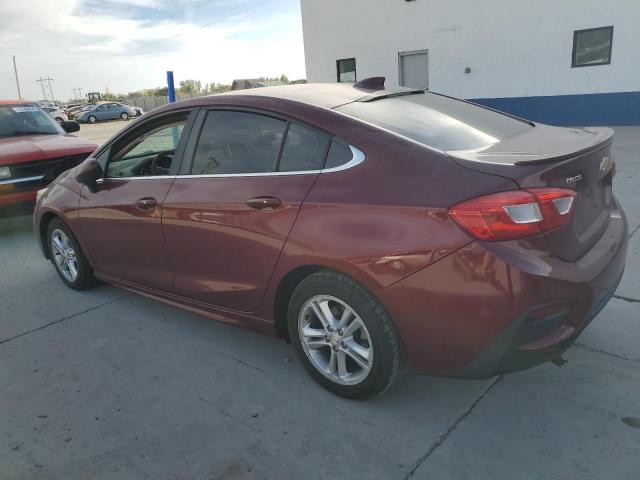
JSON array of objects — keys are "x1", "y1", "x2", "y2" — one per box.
[{"x1": 378, "y1": 197, "x2": 628, "y2": 378}]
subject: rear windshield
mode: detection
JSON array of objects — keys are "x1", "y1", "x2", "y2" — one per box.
[{"x1": 336, "y1": 92, "x2": 532, "y2": 151}]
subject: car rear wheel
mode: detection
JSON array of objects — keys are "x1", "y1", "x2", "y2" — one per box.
[
  {"x1": 55, "y1": 117, "x2": 64, "y2": 125},
  {"x1": 47, "y1": 219, "x2": 93, "y2": 290},
  {"x1": 121, "y1": 112, "x2": 129, "y2": 120},
  {"x1": 288, "y1": 270, "x2": 407, "y2": 399},
  {"x1": 88, "y1": 115, "x2": 97, "y2": 124}
]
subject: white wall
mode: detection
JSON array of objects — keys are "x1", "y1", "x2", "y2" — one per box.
[{"x1": 300, "y1": 0, "x2": 640, "y2": 99}]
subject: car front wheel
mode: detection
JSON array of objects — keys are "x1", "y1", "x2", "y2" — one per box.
[
  {"x1": 55, "y1": 117, "x2": 64, "y2": 124},
  {"x1": 121, "y1": 112, "x2": 129, "y2": 120},
  {"x1": 288, "y1": 270, "x2": 407, "y2": 399},
  {"x1": 88, "y1": 115, "x2": 97, "y2": 124},
  {"x1": 47, "y1": 219, "x2": 93, "y2": 290}
]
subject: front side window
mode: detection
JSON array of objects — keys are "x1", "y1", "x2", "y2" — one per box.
[
  {"x1": 337, "y1": 58, "x2": 356, "y2": 83},
  {"x1": 572, "y1": 26, "x2": 613, "y2": 67},
  {"x1": 0, "y1": 104, "x2": 63, "y2": 138},
  {"x1": 337, "y1": 92, "x2": 532, "y2": 151},
  {"x1": 106, "y1": 114, "x2": 188, "y2": 178},
  {"x1": 191, "y1": 111, "x2": 286, "y2": 175}
]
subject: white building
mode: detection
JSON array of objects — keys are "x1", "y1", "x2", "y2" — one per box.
[{"x1": 300, "y1": 0, "x2": 640, "y2": 125}]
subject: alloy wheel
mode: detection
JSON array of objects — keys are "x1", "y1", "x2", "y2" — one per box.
[
  {"x1": 50, "y1": 229, "x2": 78, "y2": 282},
  {"x1": 298, "y1": 295, "x2": 374, "y2": 385}
]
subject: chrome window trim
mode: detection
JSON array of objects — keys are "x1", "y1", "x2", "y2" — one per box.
[
  {"x1": 0, "y1": 174, "x2": 45, "y2": 186},
  {"x1": 101, "y1": 145, "x2": 366, "y2": 181}
]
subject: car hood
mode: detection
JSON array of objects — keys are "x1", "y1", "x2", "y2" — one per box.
[{"x1": 0, "y1": 134, "x2": 97, "y2": 166}]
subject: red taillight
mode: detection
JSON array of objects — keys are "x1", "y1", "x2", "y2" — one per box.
[{"x1": 449, "y1": 188, "x2": 577, "y2": 241}]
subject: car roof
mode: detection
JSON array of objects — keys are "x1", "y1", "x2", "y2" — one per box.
[
  {"x1": 164, "y1": 82, "x2": 420, "y2": 111},
  {"x1": 214, "y1": 83, "x2": 372, "y2": 109}
]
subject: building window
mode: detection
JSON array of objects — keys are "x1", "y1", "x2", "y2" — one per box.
[
  {"x1": 572, "y1": 26, "x2": 613, "y2": 67},
  {"x1": 337, "y1": 58, "x2": 356, "y2": 82}
]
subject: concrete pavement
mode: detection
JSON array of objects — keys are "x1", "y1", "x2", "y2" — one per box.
[{"x1": 0, "y1": 127, "x2": 638, "y2": 479}]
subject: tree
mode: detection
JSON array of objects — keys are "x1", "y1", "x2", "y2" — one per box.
[{"x1": 179, "y1": 80, "x2": 201, "y2": 94}]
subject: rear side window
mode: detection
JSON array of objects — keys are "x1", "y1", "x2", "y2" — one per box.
[
  {"x1": 336, "y1": 93, "x2": 532, "y2": 151},
  {"x1": 192, "y1": 111, "x2": 286, "y2": 175},
  {"x1": 278, "y1": 123, "x2": 330, "y2": 172},
  {"x1": 324, "y1": 138, "x2": 354, "y2": 169}
]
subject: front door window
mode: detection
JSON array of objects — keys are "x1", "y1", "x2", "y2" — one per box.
[{"x1": 105, "y1": 115, "x2": 187, "y2": 178}]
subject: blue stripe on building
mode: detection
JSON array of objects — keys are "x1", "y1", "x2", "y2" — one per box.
[{"x1": 470, "y1": 91, "x2": 640, "y2": 126}]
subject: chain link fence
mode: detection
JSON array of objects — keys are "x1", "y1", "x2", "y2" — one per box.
[{"x1": 124, "y1": 92, "x2": 209, "y2": 112}]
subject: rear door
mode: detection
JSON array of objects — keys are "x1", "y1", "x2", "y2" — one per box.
[
  {"x1": 106, "y1": 104, "x2": 119, "y2": 120},
  {"x1": 162, "y1": 109, "x2": 330, "y2": 311}
]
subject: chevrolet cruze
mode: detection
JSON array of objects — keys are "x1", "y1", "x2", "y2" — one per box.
[{"x1": 33, "y1": 78, "x2": 628, "y2": 398}]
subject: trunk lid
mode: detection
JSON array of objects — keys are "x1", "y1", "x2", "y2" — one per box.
[{"x1": 448, "y1": 125, "x2": 614, "y2": 261}]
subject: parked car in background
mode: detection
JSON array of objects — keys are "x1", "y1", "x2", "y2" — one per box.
[
  {"x1": 119, "y1": 101, "x2": 144, "y2": 117},
  {"x1": 42, "y1": 106, "x2": 69, "y2": 124},
  {"x1": 62, "y1": 103, "x2": 83, "y2": 114},
  {"x1": 66, "y1": 104, "x2": 90, "y2": 120},
  {"x1": 33, "y1": 79, "x2": 627, "y2": 399},
  {"x1": 75, "y1": 102, "x2": 137, "y2": 123},
  {"x1": 0, "y1": 100, "x2": 97, "y2": 215}
]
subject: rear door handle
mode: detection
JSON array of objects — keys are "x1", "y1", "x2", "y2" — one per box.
[
  {"x1": 135, "y1": 197, "x2": 157, "y2": 210},
  {"x1": 246, "y1": 196, "x2": 282, "y2": 211}
]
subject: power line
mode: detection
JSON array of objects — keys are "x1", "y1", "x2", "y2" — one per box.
[{"x1": 198, "y1": 0, "x2": 275, "y2": 28}]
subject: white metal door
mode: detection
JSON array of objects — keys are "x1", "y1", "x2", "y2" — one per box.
[{"x1": 399, "y1": 50, "x2": 429, "y2": 89}]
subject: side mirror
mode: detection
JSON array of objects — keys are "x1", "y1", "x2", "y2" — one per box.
[
  {"x1": 61, "y1": 120, "x2": 80, "y2": 133},
  {"x1": 76, "y1": 159, "x2": 103, "y2": 185}
]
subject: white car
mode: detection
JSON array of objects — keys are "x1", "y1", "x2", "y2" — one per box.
[{"x1": 42, "y1": 106, "x2": 69, "y2": 124}]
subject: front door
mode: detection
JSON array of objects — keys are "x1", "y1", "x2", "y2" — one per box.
[
  {"x1": 399, "y1": 49, "x2": 429, "y2": 89},
  {"x1": 162, "y1": 109, "x2": 331, "y2": 311},
  {"x1": 78, "y1": 111, "x2": 192, "y2": 290}
]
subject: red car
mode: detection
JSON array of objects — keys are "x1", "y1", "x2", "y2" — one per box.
[
  {"x1": 0, "y1": 100, "x2": 97, "y2": 214},
  {"x1": 33, "y1": 79, "x2": 627, "y2": 399}
]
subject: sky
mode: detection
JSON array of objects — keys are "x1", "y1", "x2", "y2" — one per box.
[{"x1": 0, "y1": 0, "x2": 306, "y2": 101}]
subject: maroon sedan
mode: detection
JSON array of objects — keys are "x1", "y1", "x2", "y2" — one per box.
[
  {"x1": 33, "y1": 79, "x2": 627, "y2": 399},
  {"x1": 0, "y1": 100, "x2": 97, "y2": 214}
]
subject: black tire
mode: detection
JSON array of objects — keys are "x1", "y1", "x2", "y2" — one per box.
[
  {"x1": 47, "y1": 218, "x2": 94, "y2": 290},
  {"x1": 120, "y1": 112, "x2": 129, "y2": 120},
  {"x1": 287, "y1": 269, "x2": 407, "y2": 399},
  {"x1": 55, "y1": 117, "x2": 64, "y2": 125},
  {"x1": 88, "y1": 115, "x2": 97, "y2": 124}
]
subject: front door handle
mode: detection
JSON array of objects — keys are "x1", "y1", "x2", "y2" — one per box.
[
  {"x1": 135, "y1": 197, "x2": 157, "y2": 210},
  {"x1": 246, "y1": 196, "x2": 282, "y2": 211}
]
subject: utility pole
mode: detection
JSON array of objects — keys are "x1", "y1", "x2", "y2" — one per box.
[
  {"x1": 37, "y1": 77, "x2": 48, "y2": 101},
  {"x1": 72, "y1": 87, "x2": 84, "y2": 100},
  {"x1": 12, "y1": 56, "x2": 22, "y2": 99},
  {"x1": 37, "y1": 76, "x2": 55, "y2": 102},
  {"x1": 46, "y1": 77, "x2": 55, "y2": 102}
]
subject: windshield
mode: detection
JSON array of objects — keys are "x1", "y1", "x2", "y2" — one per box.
[
  {"x1": 0, "y1": 104, "x2": 64, "y2": 137},
  {"x1": 336, "y1": 92, "x2": 532, "y2": 151}
]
